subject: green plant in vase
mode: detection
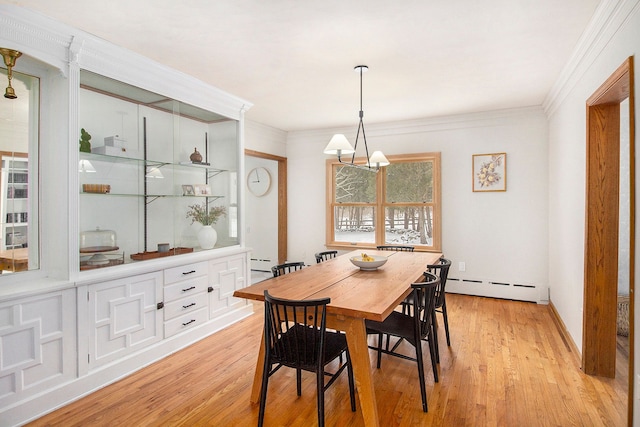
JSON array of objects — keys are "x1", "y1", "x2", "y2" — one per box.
[
  {"x1": 186, "y1": 203, "x2": 227, "y2": 250},
  {"x1": 186, "y1": 203, "x2": 226, "y2": 226},
  {"x1": 79, "y1": 128, "x2": 92, "y2": 153}
]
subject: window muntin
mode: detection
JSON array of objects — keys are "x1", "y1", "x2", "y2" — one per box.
[{"x1": 327, "y1": 153, "x2": 440, "y2": 251}]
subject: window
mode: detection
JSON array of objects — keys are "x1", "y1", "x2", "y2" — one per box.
[{"x1": 326, "y1": 153, "x2": 441, "y2": 251}]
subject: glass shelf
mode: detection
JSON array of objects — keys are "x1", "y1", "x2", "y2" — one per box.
[{"x1": 80, "y1": 152, "x2": 228, "y2": 174}]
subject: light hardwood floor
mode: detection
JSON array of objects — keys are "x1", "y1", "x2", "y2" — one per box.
[{"x1": 27, "y1": 294, "x2": 627, "y2": 426}]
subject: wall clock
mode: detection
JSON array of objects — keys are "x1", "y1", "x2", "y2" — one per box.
[{"x1": 247, "y1": 167, "x2": 271, "y2": 197}]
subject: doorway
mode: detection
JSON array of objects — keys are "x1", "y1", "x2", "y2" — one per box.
[
  {"x1": 583, "y1": 56, "x2": 634, "y2": 424},
  {"x1": 244, "y1": 150, "x2": 287, "y2": 274}
]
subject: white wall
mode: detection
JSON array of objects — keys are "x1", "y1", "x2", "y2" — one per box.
[
  {"x1": 286, "y1": 107, "x2": 549, "y2": 298},
  {"x1": 245, "y1": 120, "x2": 287, "y2": 157}
]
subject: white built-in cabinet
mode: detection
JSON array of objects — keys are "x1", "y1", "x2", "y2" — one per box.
[
  {"x1": 82, "y1": 252, "x2": 249, "y2": 373},
  {"x1": 0, "y1": 6, "x2": 253, "y2": 426}
]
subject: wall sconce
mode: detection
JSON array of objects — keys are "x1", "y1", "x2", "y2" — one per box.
[
  {"x1": 0, "y1": 48, "x2": 22, "y2": 100},
  {"x1": 145, "y1": 166, "x2": 164, "y2": 179},
  {"x1": 78, "y1": 159, "x2": 96, "y2": 173}
]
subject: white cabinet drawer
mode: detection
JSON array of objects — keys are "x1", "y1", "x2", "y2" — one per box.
[
  {"x1": 164, "y1": 275, "x2": 208, "y2": 302},
  {"x1": 164, "y1": 307, "x2": 208, "y2": 338},
  {"x1": 164, "y1": 291, "x2": 208, "y2": 320},
  {"x1": 164, "y1": 261, "x2": 208, "y2": 284}
]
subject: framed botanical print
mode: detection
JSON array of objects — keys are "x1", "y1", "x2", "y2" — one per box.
[{"x1": 472, "y1": 153, "x2": 506, "y2": 192}]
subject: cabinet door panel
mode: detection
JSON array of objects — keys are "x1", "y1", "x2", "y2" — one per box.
[
  {"x1": 88, "y1": 271, "x2": 162, "y2": 369},
  {"x1": 0, "y1": 290, "x2": 76, "y2": 408},
  {"x1": 208, "y1": 254, "x2": 247, "y2": 318}
]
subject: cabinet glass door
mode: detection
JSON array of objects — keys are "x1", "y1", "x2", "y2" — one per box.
[{"x1": 79, "y1": 71, "x2": 239, "y2": 270}]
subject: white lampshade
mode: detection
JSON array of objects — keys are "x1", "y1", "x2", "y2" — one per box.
[
  {"x1": 368, "y1": 151, "x2": 390, "y2": 167},
  {"x1": 78, "y1": 159, "x2": 96, "y2": 173},
  {"x1": 323, "y1": 134, "x2": 355, "y2": 155}
]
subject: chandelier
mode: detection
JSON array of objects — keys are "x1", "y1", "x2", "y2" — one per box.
[{"x1": 323, "y1": 65, "x2": 389, "y2": 172}]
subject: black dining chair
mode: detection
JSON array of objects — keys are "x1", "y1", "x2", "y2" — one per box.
[
  {"x1": 315, "y1": 250, "x2": 338, "y2": 263},
  {"x1": 271, "y1": 261, "x2": 305, "y2": 277},
  {"x1": 376, "y1": 245, "x2": 415, "y2": 252},
  {"x1": 366, "y1": 272, "x2": 439, "y2": 412},
  {"x1": 258, "y1": 291, "x2": 356, "y2": 427},
  {"x1": 400, "y1": 258, "x2": 452, "y2": 363},
  {"x1": 429, "y1": 258, "x2": 452, "y2": 361}
]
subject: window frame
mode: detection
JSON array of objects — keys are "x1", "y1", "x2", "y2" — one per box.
[{"x1": 325, "y1": 152, "x2": 441, "y2": 252}]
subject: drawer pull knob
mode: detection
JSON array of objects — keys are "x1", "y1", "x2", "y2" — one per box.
[
  {"x1": 157, "y1": 302, "x2": 164, "y2": 310},
  {"x1": 182, "y1": 319, "x2": 196, "y2": 326},
  {"x1": 183, "y1": 302, "x2": 196, "y2": 309},
  {"x1": 182, "y1": 270, "x2": 196, "y2": 275},
  {"x1": 182, "y1": 286, "x2": 196, "y2": 292}
]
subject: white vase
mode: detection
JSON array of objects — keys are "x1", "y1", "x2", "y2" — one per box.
[{"x1": 197, "y1": 225, "x2": 217, "y2": 249}]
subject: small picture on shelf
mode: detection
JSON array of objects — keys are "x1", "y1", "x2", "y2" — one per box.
[
  {"x1": 182, "y1": 185, "x2": 195, "y2": 196},
  {"x1": 194, "y1": 184, "x2": 211, "y2": 196}
]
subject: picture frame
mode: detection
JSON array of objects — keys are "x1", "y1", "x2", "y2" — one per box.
[
  {"x1": 194, "y1": 184, "x2": 211, "y2": 196},
  {"x1": 472, "y1": 153, "x2": 506, "y2": 192},
  {"x1": 182, "y1": 184, "x2": 195, "y2": 196}
]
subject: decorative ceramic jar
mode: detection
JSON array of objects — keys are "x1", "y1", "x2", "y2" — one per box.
[{"x1": 190, "y1": 147, "x2": 203, "y2": 163}]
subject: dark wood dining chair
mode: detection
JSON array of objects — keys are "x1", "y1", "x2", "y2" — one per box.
[
  {"x1": 365, "y1": 272, "x2": 439, "y2": 412},
  {"x1": 271, "y1": 261, "x2": 305, "y2": 277},
  {"x1": 376, "y1": 245, "x2": 415, "y2": 252},
  {"x1": 429, "y1": 258, "x2": 452, "y2": 362},
  {"x1": 258, "y1": 291, "x2": 356, "y2": 427},
  {"x1": 315, "y1": 250, "x2": 338, "y2": 263},
  {"x1": 400, "y1": 257, "x2": 452, "y2": 363}
]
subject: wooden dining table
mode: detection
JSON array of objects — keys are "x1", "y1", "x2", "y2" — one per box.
[{"x1": 233, "y1": 249, "x2": 442, "y2": 427}]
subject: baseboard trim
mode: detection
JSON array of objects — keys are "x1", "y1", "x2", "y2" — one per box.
[{"x1": 548, "y1": 299, "x2": 582, "y2": 368}]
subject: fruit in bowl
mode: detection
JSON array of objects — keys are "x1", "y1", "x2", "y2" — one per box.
[{"x1": 350, "y1": 253, "x2": 388, "y2": 270}]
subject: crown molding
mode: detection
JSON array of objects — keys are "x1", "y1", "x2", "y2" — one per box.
[
  {"x1": 286, "y1": 106, "x2": 545, "y2": 144},
  {"x1": 0, "y1": 5, "x2": 73, "y2": 76},
  {"x1": 543, "y1": 0, "x2": 639, "y2": 117}
]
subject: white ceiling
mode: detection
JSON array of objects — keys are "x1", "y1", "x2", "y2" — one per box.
[{"x1": 3, "y1": 0, "x2": 601, "y2": 132}]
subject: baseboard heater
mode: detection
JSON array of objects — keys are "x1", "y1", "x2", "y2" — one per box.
[
  {"x1": 513, "y1": 283, "x2": 536, "y2": 288},
  {"x1": 447, "y1": 277, "x2": 542, "y2": 303}
]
